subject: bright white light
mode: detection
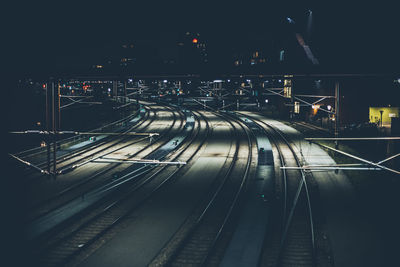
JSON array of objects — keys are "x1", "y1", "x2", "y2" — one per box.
[
  {"x1": 163, "y1": 80, "x2": 168, "y2": 83},
  {"x1": 227, "y1": 79, "x2": 231, "y2": 82},
  {"x1": 287, "y1": 17, "x2": 295, "y2": 24},
  {"x1": 327, "y1": 105, "x2": 332, "y2": 111},
  {"x1": 213, "y1": 80, "x2": 222, "y2": 83},
  {"x1": 128, "y1": 79, "x2": 133, "y2": 82},
  {"x1": 246, "y1": 79, "x2": 251, "y2": 82},
  {"x1": 312, "y1": 105, "x2": 320, "y2": 110},
  {"x1": 265, "y1": 99, "x2": 269, "y2": 103},
  {"x1": 278, "y1": 79, "x2": 282, "y2": 82},
  {"x1": 107, "y1": 88, "x2": 111, "y2": 92}
]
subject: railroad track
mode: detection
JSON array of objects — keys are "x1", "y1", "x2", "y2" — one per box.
[
  {"x1": 53, "y1": 107, "x2": 169, "y2": 174},
  {"x1": 20, "y1": 105, "x2": 153, "y2": 178},
  {"x1": 14, "y1": 108, "x2": 150, "y2": 185},
  {"x1": 248, "y1": 117, "x2": 316, "y2": 267},
  {"x1": 32, "y1": 109, "x2": 213, "y2": 267},
  {"x1": 16, "y1": 105, "x2": 146, "y2": 168},
  {"x1": 149, "y1": 110, "x2": 254, "y2": 267},
  {"x1": 27, "y1": 106, "x2": 185, "y2": 222},
  {"x1": 291, "y1": 121, "x2": 331, "y2": 136}
]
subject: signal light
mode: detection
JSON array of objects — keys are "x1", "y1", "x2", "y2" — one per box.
[{"x1": 192, "y1": 38, "x2": 198, "y2": 44}]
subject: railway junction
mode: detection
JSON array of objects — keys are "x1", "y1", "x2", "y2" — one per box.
[{"x1": 5, "y1": 75, "x2": 400, "y2": 267}]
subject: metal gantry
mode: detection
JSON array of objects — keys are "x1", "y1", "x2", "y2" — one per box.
[
  {"x1": 285, "y1": 137, "x2": 400, "y2": 174},
  {"x1": 10, "y1": 75, "x2": 399, "y2": 177}
]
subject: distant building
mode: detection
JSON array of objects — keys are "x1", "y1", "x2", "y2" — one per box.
[{"x1": 369, "y1": 106, "x2": 399, "y2": 127}]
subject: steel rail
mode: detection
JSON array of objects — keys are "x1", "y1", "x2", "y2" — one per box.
[
  {"x1": 250, "y1": 117, "x2": 316, "y2": 267},
  {"x1": 164, "y1": 110, "x2": 253, "y2": 267},
  {"x1": 199, "y1": 111, "x2": 254, "y2": 266},
  {"x1": 15, "y1": 104, "x2": 143, "y2": 158},
  {"x1": 35, "y1": 110, "x2": 209, "y2": 267},
  {"x1": 27, "y1": 106, "x2": 183, "y2": 222},
  {"x1": 22, "y1": 106, "x2": 153, "y2": 178}
]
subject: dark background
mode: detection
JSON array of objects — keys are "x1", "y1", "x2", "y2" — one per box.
[
  {"x1": 4, "y1": 1, "x2": 400, "y2": 77},
  {"x1": 2, "y1": 2, "x2": 400, "y2": 265}
]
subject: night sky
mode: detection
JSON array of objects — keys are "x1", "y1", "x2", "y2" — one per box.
[{"x1": 6, "y1": 1, "x2": 400, "y2": 77}]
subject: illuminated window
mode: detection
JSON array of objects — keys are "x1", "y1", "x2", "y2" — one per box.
[
  {"x1": 284, "y1": 85, "x2": 291, "y2": 98},
  {"x1": 294, "y1": 101, "x2": 300, "y2": 114},
  {"x1": 284, "y1": 79, "x2": 292, "y2": 86}
]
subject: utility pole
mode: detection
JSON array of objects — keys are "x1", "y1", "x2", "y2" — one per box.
[
  {"x1": 58, "y1": 83, "x2": 61, "y2": 130},
  {"x1": 124, "y1": 81, "x2": 127, "y2": 104},
  {"x1": 335, "y1": 81, "x2": 340, "y2": 149},
  {"x1": 113, "y1": 80, "x2": 118, "y2": 101},
  {"x1": 136, "y1": 81, "x2": 139, "y2": 105},
  {"x1": 290, "y1": 96, "x2": 294, "y2": 120},
  {"x1": 51, "y1": 82, "x2": 58, "y2": 177},
  {"x1": 45, "y1": 83, "x2": 51, "y2": 174}
]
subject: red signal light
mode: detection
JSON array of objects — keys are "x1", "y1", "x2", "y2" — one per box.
[{"x1": 192, "y1": 38, "x2": 198, "y2": 44}]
